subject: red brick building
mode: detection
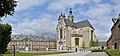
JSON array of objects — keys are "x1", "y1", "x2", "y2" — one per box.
[{"x1": 7, "y1": 34, "x2": 56, "y2": 51}]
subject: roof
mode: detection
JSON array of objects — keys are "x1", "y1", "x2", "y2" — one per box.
[
  {"x1": 64, "y1": 19, "x2": 95, "y2": 30},
  {"x1": 64, "y1": 19, "x2": 74, "y2": 27},
  {"x1": 98, "y1": 42, "x2": 107, "y2": 46},
  {"x1": 111, "y1": 19, "x2": 120, "y2": 30},
  {"x1": 11, "y1": 34, "x2": 56, "y2": 41}
]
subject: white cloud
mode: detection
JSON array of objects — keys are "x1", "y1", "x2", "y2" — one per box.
[
  {"x1": 3, "y1": 0, "x2": 118, "y2": 42},
  {"x1": 47, "y1": 0, "x2": 90, "y2": 12},
  {"x1": 80, "y1": 4, "x2": 112, "y2": 19},
  {"x1": 76, "y1": 3, "x2": 113, "y2": 42},
  {"x1": 9, "y1": 13, "x2": 57, "y2": 38},
  {"x1": 16, "y1": 0, "x2": 49, "y2": 11}
]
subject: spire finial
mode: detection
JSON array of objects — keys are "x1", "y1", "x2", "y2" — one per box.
[
  {"x1": 69, "y1": 8, "x2": 72, "y2": 14},
  {"x1": 70, "y1": 8, "x2": 72, "y2": 11},
  {"x1": 61, "y1": 13, "x2": 62, "y2": 15},
  {"x1": 118, "y1": 14, "x2": 120, "y2": 19}
]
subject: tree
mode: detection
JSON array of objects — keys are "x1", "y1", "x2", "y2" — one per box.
[
  {"x1": 89, "y1": 39, "x2": 98, "y2": 47},
  {"x1": 0, "y1": 24, "x2": 12, "y2": 54},
  {"x1": 0, "y1": 0, "x2": 17, "y2": 55},
  {"x1": 89, "y1": 40, "x2": 95, "y2": 47},
  {"x1": 0, "y1": 0, "x2": 17, "y2": 19},
  {"x1": 95, "y1": 39, "x2": 99, "y2": 47}
]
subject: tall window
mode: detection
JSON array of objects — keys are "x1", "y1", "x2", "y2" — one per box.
[
  {"x1": 75, "y1": 38, "x2": 79, "y2": 45},
  {"x1": 60, "y1": 29, "x2": 62, "y2": 39},
  {"x1": 91, "y1": 30, "x2": 93, "y2": 40}
]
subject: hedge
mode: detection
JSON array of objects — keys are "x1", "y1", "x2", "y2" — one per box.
[{"x1": 105, "y1": 49, "x2": 120, "y2": 56}]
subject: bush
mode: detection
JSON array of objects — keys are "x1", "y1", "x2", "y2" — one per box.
[
  {"x1": 5, "y1": 50, "x2": 13, "y2": 54},
  {"x1": 105, "y1": 49, "x2": 120, "y2": 56},
  {"x1": 91, "y1": 50, "x2": 104, "y2": 52}
]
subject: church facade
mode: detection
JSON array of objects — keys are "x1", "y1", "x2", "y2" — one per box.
[{"x1": 56, "y1": 8, "x2": 96, "y2": 50}]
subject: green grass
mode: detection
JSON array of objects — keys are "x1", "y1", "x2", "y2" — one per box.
[
  {"x1": 105, "y1": 49, "x2": 120, "y2": 56},
  {"x1": 3, "y1": 51, "x2": 72, "y2": 56}
]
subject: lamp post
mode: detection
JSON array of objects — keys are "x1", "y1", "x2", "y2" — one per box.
[{"x1": 12, "y1": 45, "x2": 15, "y2": 56}]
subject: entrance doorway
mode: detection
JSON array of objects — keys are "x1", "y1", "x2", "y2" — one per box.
[
  {"x1": 75, "y1": 48, "x2": 77, "y2": 52},
  {"x1": 114, "y1": 42, "x2": 117, "y2": 49}
]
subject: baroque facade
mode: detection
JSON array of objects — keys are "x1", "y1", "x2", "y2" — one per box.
[
  {"x1": 107, "y1": 14, "x2": 120, "y2": 49},
  {"x1": 7, "y1": 34, "x2": 56, "y2": 51},
  {"x1": 56, "y1": 8, "x2": 96, "y2": 50}
]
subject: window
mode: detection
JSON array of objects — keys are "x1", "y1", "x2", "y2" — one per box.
[
  {"x1": 72, "y1": 19, "x2": 73, "y2": 22},
  {"x1": 75, "y1": 38, "x2": 79, "y2": 45},
  {"x1": 91, "y1": 30, "x2": 93, "y2": 40},
  {"x1": 118, "y1": 24, "x2": 120, "y2": 28},
  {"x1": 60, "y1": 29, "x2": 62, "y2": 39}
]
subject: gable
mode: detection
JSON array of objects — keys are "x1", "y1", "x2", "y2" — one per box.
[{"x1": 111, "y1": 19, "x2": 120, "y2": 30}]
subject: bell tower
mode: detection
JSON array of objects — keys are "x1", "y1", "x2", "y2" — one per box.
[{"x1": 68, "y1": 8, "x2": 74, "y2": 22}]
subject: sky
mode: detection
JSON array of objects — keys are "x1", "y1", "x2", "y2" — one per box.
[{"x1": 1, "y1": 0, "x2": 120, "y2": 42}]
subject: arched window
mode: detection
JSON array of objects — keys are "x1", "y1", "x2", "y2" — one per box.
[
  {"x1": 114, "y1": 42, "x2": 117, "y2": 49},
  {"x1": 60, "y1": 29, "x2": 62, "y2": 39},
  {"x1": 91, "y1": 30, "x2": 93, "y2": 40},
  {"x1": 75, "y1": 38, "x2": 79, "y2": 45}
]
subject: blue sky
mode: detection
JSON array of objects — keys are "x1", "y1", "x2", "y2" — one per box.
[{"x1": 1, "y1": 0, "x2": 120, "y2": 42}]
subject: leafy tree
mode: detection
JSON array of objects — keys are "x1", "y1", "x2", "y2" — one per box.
[
  {"x1": 89, "y1": 39, "x2": 98, "y2": 47},
  {"x1": 0, "y1": 0, "x2": 17, "y2": 19},
  {"x1": 0, "y1": 0, "x2": 17, "y2": 55},
  {"x1": 89, "y1": 40, "x2": 95, "y2": 47},
  {"x1": 0, "y1": 24, "x2": 12, "y2": 54},
  {"x1": 95, "y1": 39, "x2": 99, "y2": 46}
]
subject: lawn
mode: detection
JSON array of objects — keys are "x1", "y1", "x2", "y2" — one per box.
[
  {"x1": 91, "y1": 49, "x2": 120, "y2": 56},
  {"x1": 3, "y1": 51, "x2": 72, "y2": 56},
  {"x1": 105, "y1": 49, "x2": 120, "y2": 56}
]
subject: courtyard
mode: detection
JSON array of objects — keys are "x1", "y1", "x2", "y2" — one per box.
[{"x1": 3, "y1": 50, "x2": 109, "y2": 56}]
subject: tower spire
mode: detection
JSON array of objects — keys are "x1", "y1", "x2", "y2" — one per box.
[
  {"x1": 68, "y1": 8, "x2": 74, "y2": 22},
  {"x1": 70, "y1": 8, "x2": 72, "y2": 14}
]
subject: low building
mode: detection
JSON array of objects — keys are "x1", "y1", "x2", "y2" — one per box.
[
  {"x1": 107, "y1": 14, "x2": 120, "y2": 49},
  {"x1": 98, "y1": 42, "x2": 107, "y2": 49},
  {"x1": 7, "y1": 34, "x2": 56, "y2": 51}
]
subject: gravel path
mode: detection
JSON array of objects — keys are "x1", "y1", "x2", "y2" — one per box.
[
  {"x1": 85, "y1": 52, "x2": 108, "y2": 56},
  {"x1": 40, "y1": 51, "x2": 91, "y2": 56}
]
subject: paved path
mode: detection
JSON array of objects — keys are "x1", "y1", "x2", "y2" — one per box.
[
  {"x1": 41, "y1": 51, "x2": 91, "y2": 56},
  {"x1": 85, "y1": 52, "x2": 108, "y2": 56}
]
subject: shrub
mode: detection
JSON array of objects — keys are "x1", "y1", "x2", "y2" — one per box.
[
  {"x1": 91, "y1": 50, "x2": 104, "y2": 52},
  {"x1": 105, "y1": 49, "x2": 120, "y2": 56}
]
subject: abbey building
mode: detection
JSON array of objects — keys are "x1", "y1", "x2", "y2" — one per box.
[{"x1": 56, "y1": 8, "x2": 96, "y2": 50}]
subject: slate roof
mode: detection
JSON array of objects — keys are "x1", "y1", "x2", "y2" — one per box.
[
  {"x1": 11, "y1": 34, "x2": 56, "y2": 41},
  {"x1": 64, "y1": 19, "x2": 94, "y2": 30}
]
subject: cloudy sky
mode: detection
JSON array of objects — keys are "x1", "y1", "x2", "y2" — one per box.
[{"x1": 1, "y1": 0, "x2": 120, "y2": 42}]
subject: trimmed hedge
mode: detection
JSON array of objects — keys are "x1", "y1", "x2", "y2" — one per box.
[
  {"x1": 105, "y1": 49, "x2": 120, "y2": 56},
  {"x1": 91, "y1": 50, "x2": 104, "y2": 52}
]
